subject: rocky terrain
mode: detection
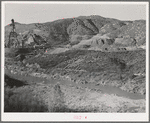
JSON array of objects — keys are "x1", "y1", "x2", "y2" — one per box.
[
  {"x1": 4, "y1": 15, "x2": 146, "y2": 112},
  {"x1": 5, "y1": 15, "x2": 146, "y2": 49}
]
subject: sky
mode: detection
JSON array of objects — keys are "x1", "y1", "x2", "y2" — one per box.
[{"x1": 4, "y1": 2, "x2": 147, "y2": 25}]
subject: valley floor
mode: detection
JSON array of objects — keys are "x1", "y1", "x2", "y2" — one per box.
[{"x1": 4, "y1": 66, "x2": 145, "y2": 113}]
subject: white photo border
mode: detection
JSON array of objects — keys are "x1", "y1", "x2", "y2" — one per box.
[{"x1": 1, "y1": 1, "x2": 149, "y2": 121}]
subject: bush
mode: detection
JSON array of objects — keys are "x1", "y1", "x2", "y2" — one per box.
[
  {"x1": 4, "y1": 86, "x2": 48, "y2": 112},
  {"x1": 48, "y1": 83, "x2": 67, "y2": 112}
]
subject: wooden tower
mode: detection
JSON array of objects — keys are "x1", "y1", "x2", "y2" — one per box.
[{"x1": 8, "y1": 19, "x2": 19, "y2": 48}]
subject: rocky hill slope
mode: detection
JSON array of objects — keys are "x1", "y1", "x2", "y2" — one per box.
[{"x1": 5, "y1": 15, "x2": 146, "y2": 48}]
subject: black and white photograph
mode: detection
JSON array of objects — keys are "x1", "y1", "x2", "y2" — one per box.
[{"x1": 1, "y1": 1, "x2": 149, "y2": 121}]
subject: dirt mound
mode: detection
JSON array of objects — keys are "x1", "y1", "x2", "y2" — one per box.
[
  {"x1": 114, "y1": 38, "x2": 136, "y2": 47},
  {"x1": 72, "y1": 34, "x2": 114, "y2": 49}
]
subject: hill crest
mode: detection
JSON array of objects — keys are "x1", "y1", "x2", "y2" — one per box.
[{"x1": 5, "y1": 15, "x2": 146, "y2": 48}]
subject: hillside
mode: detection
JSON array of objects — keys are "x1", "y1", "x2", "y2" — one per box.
[
  {"x1": 22, "y1": 49, "x2": 145, "y2": 95},
  {"x1": 5, "y1": 15, "x2": 146, "y2": 48}
]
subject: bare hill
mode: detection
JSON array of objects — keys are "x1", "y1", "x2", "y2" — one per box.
[{"x1": 5, "y1": 15, "x2": 146, "y2": 48}]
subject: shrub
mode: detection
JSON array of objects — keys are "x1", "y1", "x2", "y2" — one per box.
[
  {"x1": 4, "y1": 86, "x2": 48, "y2": 112},
  {"x1": 48, "y1": 83, "x2": 67, "y2": 112}
]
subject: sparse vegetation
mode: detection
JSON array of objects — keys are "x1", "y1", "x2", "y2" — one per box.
[{"x1": 4, "y1": 86, "x2": 48, "y2": 112}]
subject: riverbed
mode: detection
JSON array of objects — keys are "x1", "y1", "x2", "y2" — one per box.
[{"x1": 5, "y1": 69, "x2": 145, "y2": 100}]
